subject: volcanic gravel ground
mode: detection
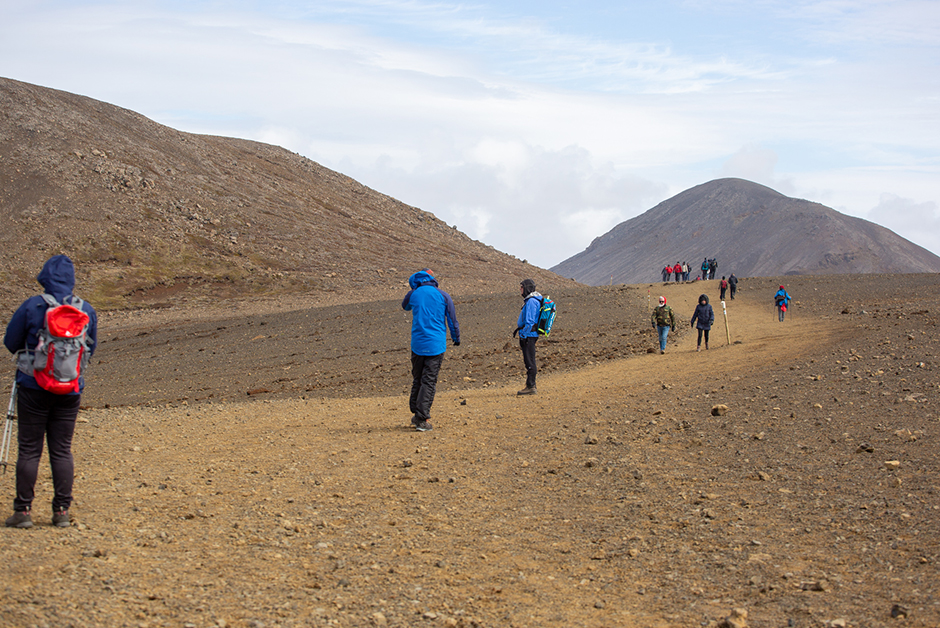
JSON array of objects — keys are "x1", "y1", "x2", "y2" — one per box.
[{"x1": 1, "y1": 274, "x2": 939, "y2": 628}]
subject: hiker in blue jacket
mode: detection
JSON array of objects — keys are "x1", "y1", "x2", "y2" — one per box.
[
  {"x1": 402, "y1": 269, "x2": 460, "y2": 432},
  {"x1": 514, "y1": 279, "x2": 541, "y2": 395},
  {"x1": 4, "y1": 255, "x2": 98, "y2": 529},
  {"x1": 773, "y1": 285, "x2": 792, "y2": 322}
]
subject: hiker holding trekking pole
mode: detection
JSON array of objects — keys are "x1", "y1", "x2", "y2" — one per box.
[{"x1": 3, "y1": 255, "x2": 98, "y2": 528}]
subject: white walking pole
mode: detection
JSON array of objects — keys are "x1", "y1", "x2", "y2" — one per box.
[{"x1": 721, "y1": 300, "x2": 731, "y2": 345}]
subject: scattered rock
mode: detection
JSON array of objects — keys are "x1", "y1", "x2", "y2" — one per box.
[{"x1": 711, "y1": 405, "x2": 729, "y2": 416}]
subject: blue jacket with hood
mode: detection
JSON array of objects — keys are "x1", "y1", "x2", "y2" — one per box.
[
  {"x1": 517, "y1": 292, "x2": 543, "y2": 339},
  {"x1": 4, "y1": 255, "x2": 98, "y2": 393},
  {"x1": 402, "y1": 271, "x2": 460, "y2": 356}
]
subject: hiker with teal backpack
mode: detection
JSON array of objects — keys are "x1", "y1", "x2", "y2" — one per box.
[
  {"x1": 514, "y1": 279, "x2": 544, "y2": 395},
  {"x1": 4, "y1": 255, "x2": 98, "y2": 528},
  {"x1": 773, "y1": 285, "x2": 792, "y2": 322}
]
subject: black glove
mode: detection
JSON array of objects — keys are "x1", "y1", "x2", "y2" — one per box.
[{"x1": 512, "y1": 328, "x2": 519, "y2": 338}]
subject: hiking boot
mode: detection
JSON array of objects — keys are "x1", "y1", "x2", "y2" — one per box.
[
  {"x1": 52, "y1": 509, "x2": 70, "y2": 528},
  {"x1": 5, "y1": 510, "x2": 33, "y2": 529},
  {"x1": 517, "y1": 387, "x2": 537, "y2": 396},
  {"x1": 696, "y1": 345, "x2": 701, "y2": 352},
  {"x1": 414, "y1": 420, "x2": 433, "y2": 432},
  {"x1": 410, "y1": 415, "x2": 421, "y2": 427},
  {"x1": 660, "y1": 349, "x2": 665, "y2": 354}
]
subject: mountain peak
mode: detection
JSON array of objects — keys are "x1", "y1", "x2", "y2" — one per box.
[{"x1": 552, "y1": 178, "x2": 940, "y2": 285}]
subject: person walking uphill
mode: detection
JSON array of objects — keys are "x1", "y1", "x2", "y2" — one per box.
[
  {"x1": 728, "y1": 273, "x2": 738, "y2": 300},
  {"x1": 690, "y1": 294, "x2": 715, "y2": 351},
  {"x1": 651, "y1": 296, "x2": 676, "y2": 354},
  {"x1": 514, "y1": 279, "x2": 542, "y2": 395},
  {"x1": 4, "y1": 255, "x2": 98, "y2": 528},
  {"x1": 773, "y1": 285, "x2": 792, "y2": 322},
  {"x1": 402, "y1": 269, "x2": 460, "y2": 432}
]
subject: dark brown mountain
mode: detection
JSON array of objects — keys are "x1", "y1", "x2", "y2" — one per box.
[
  {"x1": 0, "y1": 77, "x2": 565, "y2": 313},
  {"x1": 551, "y1": 178, "x2": 940, "y2": 285}
]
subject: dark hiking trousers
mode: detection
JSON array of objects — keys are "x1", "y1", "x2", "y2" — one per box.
[
  {"x1": 519, "y1": 336, "x2": 538, "y2": 389},
  {"x1": 410, "y1": 352, "x2": 443, "y2": 421},
  {"x1": 14, "y1": 386, "x2": 81, "y2": 512}
]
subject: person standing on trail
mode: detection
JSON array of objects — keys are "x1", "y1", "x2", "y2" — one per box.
[
  {"x1": 728, "y1": 273, "x2": 738, "y2": 300},
  {"x1": 4, "y1": 255, "x2": 98, "y2": 529},
  {"x1": 690, "y1": 294, "x2": 715, "y2": 352},
  {"x1": 682, "y1": 261, "x2": 690, "y2": 282},
  {"x1": 719, "y1": 276, "x2": 728, "y2": 301},
  {"x1": 514, "y1": 279, "x2": 542, "y2": 395},
  {"x1": 773, "y1": 285, "x2": 792, "y2": 322},
  {"x1": 651, "y1": 296, "x2": 676, "y2": 354},
  {"x1": 701, "y1": 258, "x2": 709, "y2": 281},
  {"x1": 662, "y1": 264, "x2": 671, "y2": 282},
  {"x1": 673, "y1": 262, "x2": 682, "y2": 283},
  {"x1": 402, "y1": 269, "x2": 460, "y2": 432}
]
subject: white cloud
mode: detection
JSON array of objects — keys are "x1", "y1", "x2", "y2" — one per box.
[{"x1": 0, "y1": 0, "x2": 938, "y2": 268}]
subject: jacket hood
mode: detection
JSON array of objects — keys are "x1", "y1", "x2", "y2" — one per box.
[
  {"x1": 408, "y1": 270, "x2": 439, "y2": 290},
  {"x1": 37, "y1": 255, "x2": 76, "y2": 302},
  {"x1": 520, "y1": 279, "x2": 536, "y2": 298},
  {"x1": 698, "y1": 294, "x2": 709, "y2": 305}
]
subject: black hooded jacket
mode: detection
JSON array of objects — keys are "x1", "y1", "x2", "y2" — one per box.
[{"x1": 690, "y1": 294, "x2": 714, "y2": 330}]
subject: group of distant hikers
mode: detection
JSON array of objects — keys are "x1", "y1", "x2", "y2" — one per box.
[
  {"x1": 5, "y1": 255, "x2": 791, "y2": 529},
  {"x1": 660, "y1": 258, "x2": 722, "y2": 283},
  {"x1": 650, "y1": 274, "x2": 792, "y2": 354}
]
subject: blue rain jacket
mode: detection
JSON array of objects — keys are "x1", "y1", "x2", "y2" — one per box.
[{"x1": 402, "y1": 271, "x2": 460, "y2": 356}]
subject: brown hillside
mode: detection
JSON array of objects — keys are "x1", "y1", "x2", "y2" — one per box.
[
  {"x1": 551, "y1": 178, "x2": 940, "y2": 285},
  {"x1": 0, "y1": 77, "x2": 567, "y2": 313}
]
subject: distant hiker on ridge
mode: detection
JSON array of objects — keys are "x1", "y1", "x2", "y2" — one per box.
[
  {"x1": 773, "y1": 285, "x2": 792, "y2": 322},
  {"x1": 728, "y1": 273, "x2": 738, "y2": 300},
  {"x1": 673, "y1": 262, "x2": 682, "y2": 283},
  {"x1": 719, "y1": 276, "x2": 728, "y2": 301}
]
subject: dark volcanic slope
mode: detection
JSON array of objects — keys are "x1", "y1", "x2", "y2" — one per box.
[
  {"x1": 551, "y1": 178, "x2": 940, "y2": 285},
  {"x1": 0, "y1": 77, "x2": 565, "y2": 313}
]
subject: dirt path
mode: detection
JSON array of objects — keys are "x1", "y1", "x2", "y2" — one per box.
[{"x1": 2, "y1": 277, "x2": 938, "y2": 628}]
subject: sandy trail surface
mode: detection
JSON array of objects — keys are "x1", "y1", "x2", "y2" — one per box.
[{"x1": 1, "y1": 275, "x2": 938, "y2": 628}]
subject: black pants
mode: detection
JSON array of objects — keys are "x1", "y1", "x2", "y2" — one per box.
[
  {"x1": 519, "y1": 337, "x2": 538, "y2": 388},
  {"x1": 697, "y1": 328, "x2": 710, "y2": 346},
  {"x1": 730, "y1": 285, "x2": 736, "y2": 299},
  {"x1": 720, "y1": 288, "x2": 726, "y2": 300},
  {"x1": 14, "y1": 386, "x2": 81, "y2": 512},
  {"x1": 410, "y1": 352, "x2": 443, "y2": 421}
]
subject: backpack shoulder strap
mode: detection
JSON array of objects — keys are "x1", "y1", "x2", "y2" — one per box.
[{"x1": 41, "y1": 294, "x2": 60, "y2": 308}]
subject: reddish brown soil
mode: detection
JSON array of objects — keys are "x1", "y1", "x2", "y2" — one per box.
[{"x1": 1, "y1": 274, "x2": 939, "y2": 628}]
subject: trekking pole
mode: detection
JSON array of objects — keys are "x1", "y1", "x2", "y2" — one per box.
[
  {"x1": 1, "y1": 378, "x2": 16, "y2": 475},
  {"x1": 721, "y1": 300, "x2": 731, "y2": 345}
]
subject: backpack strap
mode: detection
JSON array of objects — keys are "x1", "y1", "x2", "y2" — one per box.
[{"x1": 41, "y1": 294, "x2": 61, "y2": 308}]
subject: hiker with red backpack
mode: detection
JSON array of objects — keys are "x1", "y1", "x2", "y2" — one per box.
[{"x1": 3, "y1": 255, "x2": 97, "y2": 528}]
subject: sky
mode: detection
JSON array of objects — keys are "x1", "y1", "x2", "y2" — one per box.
[{"x1": 2, "y1": 0, "x2": 939, "y2": 269}]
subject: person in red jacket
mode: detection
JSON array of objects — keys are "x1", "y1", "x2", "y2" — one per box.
[{"x1": 672, "y1": 262, "x2": 682, "y2": 283}]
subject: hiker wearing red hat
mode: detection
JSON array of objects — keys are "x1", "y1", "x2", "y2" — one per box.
[{"x1": 651, "y1": 296, "x2": 676, "y2": 354}]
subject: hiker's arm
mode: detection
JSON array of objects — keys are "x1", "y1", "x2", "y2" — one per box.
[
  {"x1": 401, "y1": 289, "x2": 415, "y2": 311},
  {"x1": 3, "y1": 301, "x2": 31, "y2": 354},
  {"x1": 443, "y1": 292, "x2": 460, "y2": 345},
  {"x1": 85, "y1": 304, "x2": 99, "y2": 357}
]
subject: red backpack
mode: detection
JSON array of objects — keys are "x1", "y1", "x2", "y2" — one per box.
[{"x1": 30, "y1": 295, "x2": 91, "y2": 394}]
